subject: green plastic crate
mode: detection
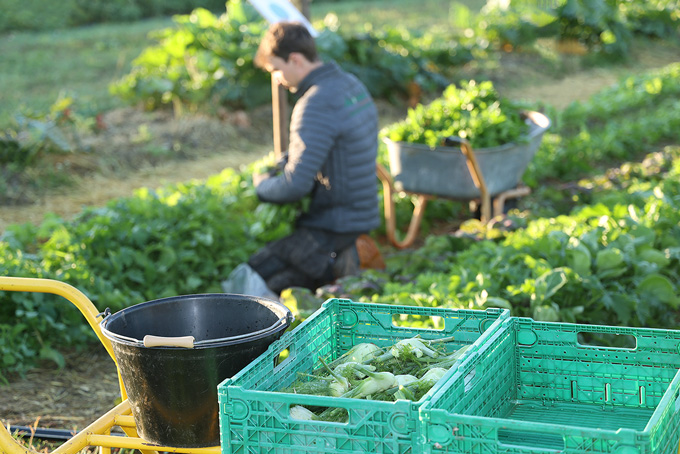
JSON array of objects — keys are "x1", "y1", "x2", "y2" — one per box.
[
  {"x1": 420, "y1": 317, "x2": 680, "y2": 454},
  {"x1": 218, "y1": 299, "x2": 509, "y2": 454}
]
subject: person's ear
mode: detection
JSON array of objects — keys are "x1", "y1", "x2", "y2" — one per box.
[{"x1": 288, "y1": 52, "x2": 304, "y2": 66}]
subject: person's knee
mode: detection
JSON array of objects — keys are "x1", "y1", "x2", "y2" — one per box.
[
  {"x1": 248, "y1": 249, "x2": 287, "y2": 281},
  {"x1": 266, "y1": 269, "x2": 316, "y2": 295},
  {"x1": 332, "y1": 245, "x2": 360, "y2": 279}
]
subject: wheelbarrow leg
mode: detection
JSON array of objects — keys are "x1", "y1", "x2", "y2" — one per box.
[
  {"x1": 445, "y1": 137, "x2": 491, "y2": 223},
  {"x1": 377, "y1": 163, "x2": 430, "y2": 249},
  {"x1": 493, "y1": 186, "x2": 531, "y2": 217},
  {"x1": 378, "y1": 137, "x2": 492, "y2": 248}
]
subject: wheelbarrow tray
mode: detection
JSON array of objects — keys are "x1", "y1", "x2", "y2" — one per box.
[{"x1": 383, "y1": 111, "x2": 550, "y2": 199}]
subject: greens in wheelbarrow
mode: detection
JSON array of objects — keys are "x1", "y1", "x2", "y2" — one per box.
[
  {"x1": 382, "y1": 80, "x2": 530, "y2": 149},
  {"x1": 282, "y1": 336, "x2": 471, "y2": 422}
]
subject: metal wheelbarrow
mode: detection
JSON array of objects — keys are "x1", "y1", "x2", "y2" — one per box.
[
  {"x1": 0, "y1": 276, "x2": 291, "y2": 454},
  {"x1": 378, "y1": 110, "x2": 551, "y2": 248}
]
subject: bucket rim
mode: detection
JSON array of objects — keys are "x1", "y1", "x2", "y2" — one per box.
[{"x1": 99, "y1": 293, "x2": 293, "y2": 349}]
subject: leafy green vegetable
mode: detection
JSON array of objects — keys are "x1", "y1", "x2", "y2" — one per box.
[
  {"x1": 637, "y1": 274, "x2": 680, "y2": 307},
  {"x1": 382, "y1": 80, "x2": 530, "y2": 149},
  {"x1": 277, "y1": 337, "x2": 470, "y2": 422},
  {"x1": 110, "y1": 0, "x2": 475, "y2": 112}
]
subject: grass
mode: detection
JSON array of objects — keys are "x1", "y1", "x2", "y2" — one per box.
[
  {"x1": 0, "y1": 17, "x2": 173, "y2": 128},
  {"x1": 309, "y1": 0, "x2": 486, "y2": 33},
  {"x1": 0, "y1": 0, "x2": 490, "y2": 130}
]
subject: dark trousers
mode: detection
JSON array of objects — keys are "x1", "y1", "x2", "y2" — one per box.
[{"x1": 248, "y1": 227, "x2": 358, "y2": 294}]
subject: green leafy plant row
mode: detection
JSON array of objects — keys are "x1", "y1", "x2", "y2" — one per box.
[
  {"x1": 325, "y1": 145, "x2": 680, "y2": 329},
  {"x1": 522, "y1": 63, "x2": 680, "y2": 185},
  {"x1": 110, "y1": 3, "x2": 272, "y2": 111},
  {"x1": 528, "y1": 101, "x2": 680, "y2": 187},
  {"x1": 482, "y1": 0, "x2": 679, "y2": 58},
  {"x1": 109, "y1": 0, "x2": 476, "y2": 111},
  {"x1": 560, "y1": 63, "x2": 680, "y2": 129}
]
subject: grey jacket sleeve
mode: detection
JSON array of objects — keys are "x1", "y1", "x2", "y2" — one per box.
[{"x1": 255, "y1": 92, "x2": 338, "y2": 204}]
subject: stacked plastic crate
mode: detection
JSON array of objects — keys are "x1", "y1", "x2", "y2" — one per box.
[
  {"x1": 218, "y1": 300, "x2": 680, "y2": 454},
  {"x1": 420, "y1": 317, "x2": 680, "y2": 454},
  {"x1": 218, "y1": 299, "x2": 509, "y2": 453}
]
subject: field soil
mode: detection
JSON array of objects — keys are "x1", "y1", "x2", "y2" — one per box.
[
  {"x1": 1, "y1": 41, "x2": 678, "y2": 444},
  {"x1": 0, "y1": 106, "x2": 274, "y2": 231}
]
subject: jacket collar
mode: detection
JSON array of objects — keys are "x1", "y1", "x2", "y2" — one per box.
[{"x1": 295, "y1": 61, "x2": 340, "y2": 97}]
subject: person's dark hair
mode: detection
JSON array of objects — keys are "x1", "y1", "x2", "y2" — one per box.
[{"x1": 255, "y1": 21, "x2": 318, "y2": 69}]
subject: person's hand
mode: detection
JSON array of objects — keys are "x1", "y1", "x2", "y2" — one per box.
[
  {"x1": 274, "y1": 152, "x2": 289, "y2": 172},
  {"x1": 252, "y1": 171, "x2": 269, "y2": 187}
]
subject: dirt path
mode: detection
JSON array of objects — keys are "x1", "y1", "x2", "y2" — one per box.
[
  {"x1": 0, "y1": 348, "x2": 120, "y2": 434},
  {"x1": 0, "y1": 104, "x2": 274, "y2": 232},
  {"x1": 503, "y1": 69, "x2": 621, "y2": 110}
]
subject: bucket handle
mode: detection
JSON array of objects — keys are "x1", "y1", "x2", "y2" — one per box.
[{"x1": 143, "y1": 335, "x2": 195, "y2": 348}]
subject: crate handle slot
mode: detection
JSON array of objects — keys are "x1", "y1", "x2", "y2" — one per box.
[
  {"x1": 374, "y1": 311, "x2": 460, "y2": 332},
  {"x1": 273, "y1": 341, "x2": 293, "y2": 371},
  {"x1": 285, "y1": 401, "x2": 413, "y2": 436},
  {"x1": 464, "y1": 369, "x2": 477, "y2": 393},
  {"x1": 284, "y1": 400, "x2": 358, "y2": 427},
  {"x1": 392, "y1": 313, "x2": 444, "y2": 330},
  {"x1": 458, "y1": 352, "x2": 480, "y2": 392},
  {"x1": 287, "y1": 403, "x2": 349, "y2": 426},
  {"x1": 577, "y1": 330, "x2": 637, "y2": 350}
]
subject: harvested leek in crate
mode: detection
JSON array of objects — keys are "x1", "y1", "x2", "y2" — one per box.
[
  {"x1": 218, "y1": 299, "x2": 508, "y2": 454},
  {"x1": 281, "y1": 336, "x2": 472, "y2": 422}
]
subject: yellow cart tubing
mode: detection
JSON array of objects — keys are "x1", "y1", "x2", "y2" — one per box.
[
  {"x1": 0, "y1": 276, "x2": 128, "y2": 400},
  {"x1": 1, "y1": 400, "x2": 219, "y2": 454},
  {"x1": 0, "y1": 400, "x2": 129, "y2": 454},
  {"x1": 0, "y1": 277, "x2": 115, "y2": 363}
]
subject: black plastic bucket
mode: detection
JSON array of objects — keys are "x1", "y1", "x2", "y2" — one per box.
[{"x1": 100, "y1": 293, "x2": 293, "y2": 448}]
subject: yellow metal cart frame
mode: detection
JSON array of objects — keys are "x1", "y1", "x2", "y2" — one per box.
[{"x1": 0, "y1": 277, "x2": 220, "y2": 454}]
